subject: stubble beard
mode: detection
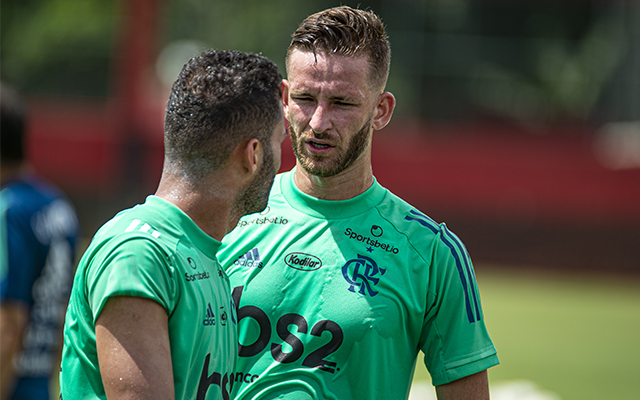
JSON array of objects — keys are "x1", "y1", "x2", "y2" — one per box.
[
  {"x1": 235, "y1": 145, "x2": 276, "y2": 218},
  {"x1": 289, "y1": 117, "x2": 372, "y2": 178}
]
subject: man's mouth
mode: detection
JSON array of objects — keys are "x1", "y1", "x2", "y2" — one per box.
[{"x1": 308, "y1": 140, "x2": 331, "y2": 149}]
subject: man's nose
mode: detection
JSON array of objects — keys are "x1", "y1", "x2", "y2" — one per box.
[{"x1": 309, "y1": 103, "x2": 331, "y2": 133}]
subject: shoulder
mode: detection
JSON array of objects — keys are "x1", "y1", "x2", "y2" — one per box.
[
  {"x1": 2, "y1": 175, "x2": 68, "y2": 203},
  {"x1": 373, "y1": 187, "x2": 438, "y2": 236},
  {"x1": 1, "y1": 177, "x2": 78, "y2": 238},
  {"x1": 1, "y1": 179, "x2": 44, "y2": 214},
  {"x1": 89, "y1": 201, "x2": 182, "y2": 260},
  {"x1": 374, "y1": 187, "x2": 468, "y2": 258},
  {"x1": 79, "y1": 211, "x2": 179, "y2": 298}
]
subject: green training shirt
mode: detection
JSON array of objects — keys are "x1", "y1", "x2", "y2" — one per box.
[
  {"x1": 60, "y1": 196, "x2": 237, "y2": 400},
  {"x1": 217, "y1": 169, "x2": 499, "y2": 399}
]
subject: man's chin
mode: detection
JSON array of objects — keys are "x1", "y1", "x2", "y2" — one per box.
[{"x1": 299, "y1": 164, "x2": 340, "y2": 178}]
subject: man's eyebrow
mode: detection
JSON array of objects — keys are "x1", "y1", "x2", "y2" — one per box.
[
  {"x1": 289, "y1": 88, "x2": 362, "y2": 103},
  {"x1": 289, "y1": 89, "x2": 311, "y2": 95},
  {"x1": 327, "y1": 94, "x2": 362, "y2": 103},
  {"x1": 289, "y1": 87, "x2": 316, "y2": 97}
]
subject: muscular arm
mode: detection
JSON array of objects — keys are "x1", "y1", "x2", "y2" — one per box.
[
  {"x1": 435, "y1": 370, "x2": 490, "y2": 400},
  {"x1": 96, "y1": 296, "x2": 174, "y2": 400},
  {"x1": 0, "y1": 302, "x2": 28, "y2": 400}
]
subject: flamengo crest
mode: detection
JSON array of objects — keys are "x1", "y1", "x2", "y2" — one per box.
[{"x1": 341, "y1": 254, "x2": 386, "y2": 297}]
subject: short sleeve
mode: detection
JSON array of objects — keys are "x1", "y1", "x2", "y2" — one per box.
[
  {"x1": 86, "y1": 237, "x2": 177, "y2": 321},
  {"x1": 420, "y1": 225, "x2": 499, "y2": 386}
]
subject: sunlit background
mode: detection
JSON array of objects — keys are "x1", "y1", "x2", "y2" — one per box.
[{"x1": 2, "y1": 1, "x2": 639, "y2": 399}]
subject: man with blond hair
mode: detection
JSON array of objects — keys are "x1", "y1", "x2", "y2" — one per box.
[{"x1": 219, "y1": 6, "x2": 499, "y2": 399}]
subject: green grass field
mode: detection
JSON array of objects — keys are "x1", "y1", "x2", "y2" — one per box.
[{"x1": 411, "y1": 266, "x2": 640, "y2": 400}]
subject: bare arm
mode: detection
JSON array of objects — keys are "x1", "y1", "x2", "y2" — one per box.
[
  {"x1": 0, "y1": 302, "x2": 28, "y2": 400},
  {"x1": 435, "y1": 370, "x2": 490, "y2": 400},
  {"x1": 96, "y1": 296, "x2": 174, "y2": 400}
]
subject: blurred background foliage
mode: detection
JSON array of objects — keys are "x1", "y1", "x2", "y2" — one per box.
[
  {"x1": 1, "y1": 0, "x2": 116, "y2": 97},
  {"x1": 2, "y1": 0, "x2": 639, "y2": 127}
]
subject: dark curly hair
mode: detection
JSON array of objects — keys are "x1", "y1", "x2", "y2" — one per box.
[
  {"x1": 164, "y1": 50, "x2": 282, "y2": 178},
  {"x1": 286, "y1": 6, "x2": 391, "y2": 92}
]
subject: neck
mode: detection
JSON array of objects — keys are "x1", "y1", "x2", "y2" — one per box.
[
  {"x1": 154, "y1": 173, "x2": 236, "y2": 241},
  {"x1": 0, "y1": 163, "x2": 28, "y2": 186},
  {"x1": 293, "y1": 157, "x2": 374, "y2": 201}
]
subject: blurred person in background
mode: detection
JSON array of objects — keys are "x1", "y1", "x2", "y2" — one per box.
[
  {"x1": 217, "y1": 6, "x2": 499, "y2": 400},
  {"x1": 59, "y1": 50, "x2": 286, "y2": 400},
  {"x1": 0, "y1": 82, "x2": 80, "y2": 400}
]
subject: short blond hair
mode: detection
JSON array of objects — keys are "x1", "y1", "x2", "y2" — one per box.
[{"x1": 286, "y1": 6, "x2": 391, "y2": 92}]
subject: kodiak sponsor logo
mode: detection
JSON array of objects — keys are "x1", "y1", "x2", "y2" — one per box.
[
  {"x1": 344, "y1": 228, "x2": 399, "y2": 254},
  {"x1": 284, "y1": 252, "x2": 322, "y2": 271}
]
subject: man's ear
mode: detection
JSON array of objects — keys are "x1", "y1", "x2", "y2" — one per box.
[
  {"x1": 281, "y1": 80, "x2": 290, "y2": 134},
  {"x1": 282, "y1": 80, "x2": 290, "y2": 114},
  {"x1": 372, "y1": 92, "x2": 396, "y2": 131},
  {"x1": 242, "y1": 138, "x2": 261, "y2": 175}
]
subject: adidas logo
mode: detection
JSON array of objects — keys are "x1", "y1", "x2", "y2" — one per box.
[
  {"x1": 203, "y1": 303, "x2": 216, "y2": 326},
  {"x1": 234, "y1": 248, "x2": 264, "y2": 268}
]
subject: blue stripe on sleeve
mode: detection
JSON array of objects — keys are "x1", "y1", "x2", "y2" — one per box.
[
  {"x1": 404, "y1": 209, "x2": 481, "y2": 323},
  {"x1": 441, "y1": 227, "x2": 481, "y2": 323},
  {"x1": 404, "y1": 209, "x2": 439, "y2": 234}
]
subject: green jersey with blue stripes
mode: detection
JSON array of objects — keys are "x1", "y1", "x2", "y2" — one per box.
[
  {"x1": 60, "y1": 196, "x2": 237, "y2": 400},
  {"x1": 217, "y1": 169, "x2": 499, "y2": 399}
]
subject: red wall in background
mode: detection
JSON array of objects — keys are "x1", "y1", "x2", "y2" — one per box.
[
  {"x1": 26, "y1": 99, "x2": 640, "y2": 271},
  {"x1": 28, "y1": 99, "x2": 640, "y2": 228}
]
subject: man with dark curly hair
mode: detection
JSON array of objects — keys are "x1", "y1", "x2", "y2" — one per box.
[{"x1": 60, "y1": 50, "x2": 286, "y2": 400}]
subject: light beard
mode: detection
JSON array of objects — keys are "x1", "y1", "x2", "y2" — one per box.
[{"x1": 289, "y1": 117, "x2": 372, "y2": 178}]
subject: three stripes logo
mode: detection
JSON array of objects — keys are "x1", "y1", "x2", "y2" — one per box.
[
  {"x1": 124, "y1": 219, "x2": 161, "y2": 238},
  {"x1": 233, "y1": 248, "x2": 263, "y2": 268},
  {"x1": 203, "y1": 303, "x2": 216, "y2": 326},
  {"x1": 405, "y1": 209, "x2": 483, "y2": 324}
]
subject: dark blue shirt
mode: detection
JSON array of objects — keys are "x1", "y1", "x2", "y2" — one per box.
[{"x1": 1, "y1": 174, "x2": 79, "y2": 400}]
